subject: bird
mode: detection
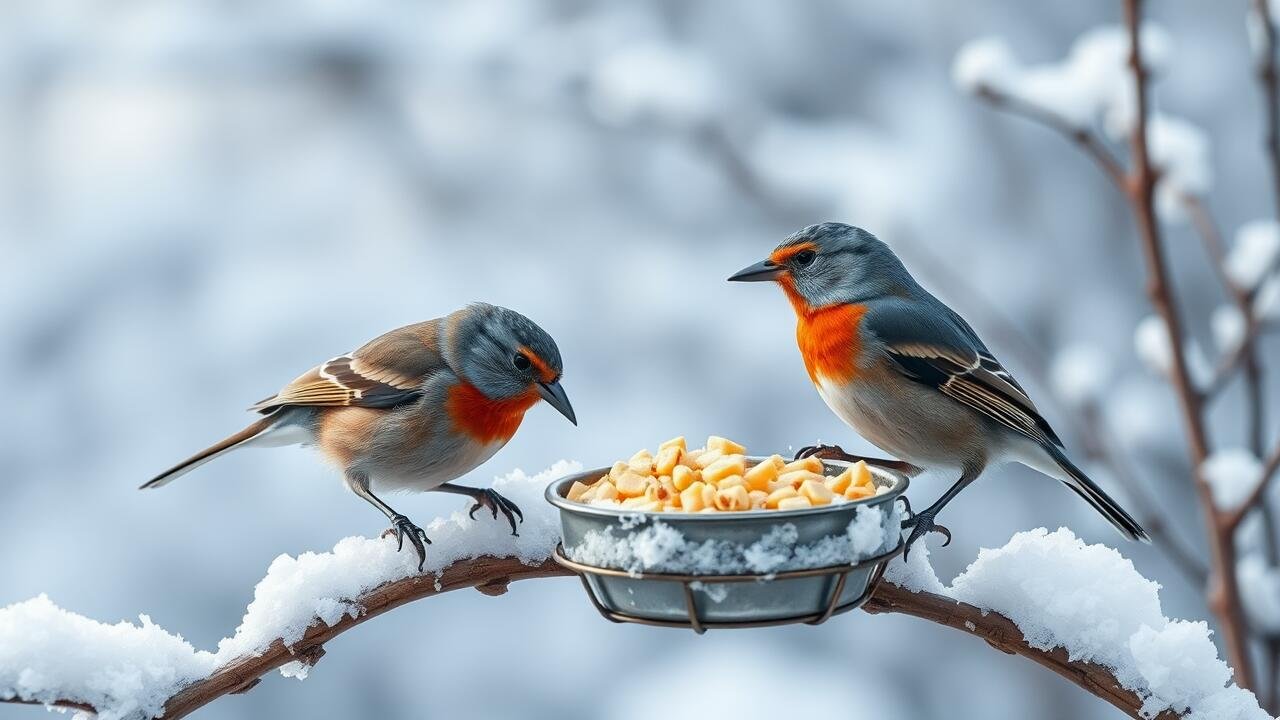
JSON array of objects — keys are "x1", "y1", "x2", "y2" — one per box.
[
  {"x1": 142, "y1": 302, "x2": 577, "y2": 570},
  {"x1": 729, "y1": 222, "x2": 1149, "y2": 555}
]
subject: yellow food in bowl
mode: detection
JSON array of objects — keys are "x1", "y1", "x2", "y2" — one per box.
[{"x1": 565, "y1": 436, "x2": 880, "y2": 512}]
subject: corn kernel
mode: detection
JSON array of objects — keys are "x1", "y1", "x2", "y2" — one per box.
[
  {"x1": 799, "y1": 478, "x2": 835, "y2": 505},
  {"x1": 679, "y1": 450, "x2": 703, "y2": 469},
  {"x1": 851, "y1": 460, "x2": 873, "y2": 487},
  {"x1": 717, "y1": 474, "x2": 745, "y2": 490},
  {"x1": 628, "y1": 452, "x2": 654, "y2": 475},
  {"x1": 672, "y1": 465, "x2": 697, "y2": 491},
  {"x1": 614, "y1": 472, "x2": 649, "y2": 498},
  {"x1": 695, "y1": 449, "x2": 724, "y2": 469},
  {"x1": 701, "y1": 482, "x2": 718, "y2": 509},
  {"x1": 765, "y1": 486, "x2": 799, "y2": 508},
  {"x1": 566, "y1": 480, "x2": 592, "y2": 502},
  {"x1": 608, "y1": 461, "x2": 628, "y2": 479},
  {"x1": 654, "y1": 445, "x2": 682, "y2": 476},
  {"x1": 748, "y1": 490, "x2": 768, "y2": 508},
  {"x1": 778, "y1": 469, "x2": 823, "y2": 489},
  {"x1": 782, "y1": 456, "x2": 824, "y2": 474},
  {"x1": 706, "y1": 435, "x2": 747, "y2": 455},
  {"x1": 702, "y1": 455, "x2": 747, "y2": 484},
  {"x1": 825, "y1": 468, "x2": 854, "y2": 494},
  {"x1": 776, "y1": 496, "x2": 813, "y2": 511},
  {"x1": 845, "y1": 485, "x2": 874, "y2": 500},
  {"x1": 659, "y1": 436, "x2": 687, "y2": 452},
  {"x1": 595, "y1": 482, "x2": 618, "y2": 501},
  {"x1": 744, "y1": 459, "x2": 779, "y2": 492},
  {"x1": 714, "y1": 485, "x2": 751, "y2": 511},
  {"x1": 680, "y1": 481, "x2": 707, "y2": 512}
]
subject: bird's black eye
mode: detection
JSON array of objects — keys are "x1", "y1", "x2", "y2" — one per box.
[
  {"x1": 513, "y1": 354, "x2": 532, "y2": 371},
  {"x1": 793, "y1": 249, "x2": 817, "y2": 266}
]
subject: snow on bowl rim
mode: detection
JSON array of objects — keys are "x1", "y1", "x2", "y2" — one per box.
[{"x1": 545, "y1": 455, "x2": 909, "y2": 521}]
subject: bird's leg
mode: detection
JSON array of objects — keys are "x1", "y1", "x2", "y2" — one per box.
[
  {"x1": 900, "y1": 464, "x2": 982, "y2": 559},
  {"x1": 794, "y1": 444, "x2": 923, "y2": 477},
  {"x1": 434, "y1": 483, "x2": 524, "y2": 537},
  {"x1": 346, "y1": 471, "x2": 431, "y2": 571}
]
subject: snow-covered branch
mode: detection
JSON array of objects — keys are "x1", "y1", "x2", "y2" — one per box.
[{"x1": 1, "y1": 464, "x2": 1268, "y2": 720}]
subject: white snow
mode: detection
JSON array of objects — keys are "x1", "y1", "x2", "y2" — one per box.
[
  {"x1": 1049, "y1": 342, "x2": 1112, "y2": 407},
  {"x1": 1212, "y1": 304, "x2": 1248, "y2": 353},
  {"x1": 1147, "y1": 115, "x2": 1212, "y2": 222},
  {"x1": 1237, "y1": 554, "x2": 1280, "y2": 635},
  {"x1": 0, "y1": 462, "x2": 578, "y2": 717},
  {"x1": 951, "y1": 37, "x2": 1017, "y2": 94},
  {"x1": 587, "y1": 43, "x2": 719, "y2": 126},
  {"x1": 1228, "y1": 220, "x2": 1280, "y2": 290},
  {"x1": 1256, "y1": 275, "x2": 1280, "y2": 322},
  {"x1": 0, "y1": 595, "x2": 216, "y2": 720},
  {"x1": 886, "y1": 528, "x2": 1269, "y2": 720},
  {"x1": 952, "y1": 26, "x2": 1210, "y2": 222},
  {"x1": 566, "y1": 504, "x2": 897, "y2": 576},
  {"x1": 1133, "y1": 314, "x2": 1212, "y2": 388},
  {"x1": 952, "y1": 26, "x2": 1169, "y2": 129},
  {"x1": 1201, "y1": 449, "x2": 1264, "y2": 511}
]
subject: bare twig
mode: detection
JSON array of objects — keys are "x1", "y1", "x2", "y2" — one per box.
[
  {"x1": 1122, "y1": 0, "x2": 1254, "y2": 689},
  {"x1": 0, "y1": 554, "x2": 1183, "y2": 720},
  {"x1": 1256, "y1": 0, "x2": 1280, "y2": 218}
]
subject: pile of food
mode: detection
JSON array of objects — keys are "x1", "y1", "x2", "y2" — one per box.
[{"x1": 565, "y1": 435, "x2": 886, "y2": 513}]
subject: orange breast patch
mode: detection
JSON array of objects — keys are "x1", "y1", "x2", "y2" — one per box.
[
  {"x1": 447, "y1": 382, "x2": 538, "y2": 444},
  {"x1": 794, "y1": 302, "x2": 867, "y2": 385}
]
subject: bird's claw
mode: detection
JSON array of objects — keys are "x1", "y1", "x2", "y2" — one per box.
[
  {"x1": 794, "y1": 443, "x2": 858, "y2": 462},
  {"x1": 900, "y1": 509, "x2": 951, "y2": 560},
  {"x1": 388, "y1": 513, "x2": 431, "y2": 571},
  {"x1": 467, "y1": 489, "x2": 524, "y2": 537}
]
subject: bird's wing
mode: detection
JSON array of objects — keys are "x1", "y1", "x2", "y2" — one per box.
[
  {"x1": 864, "y1": 299, "x2": 1063, "y2": 448},
  {"x1": 250, "y1": 320, "x2": 447, "y2": 413}
]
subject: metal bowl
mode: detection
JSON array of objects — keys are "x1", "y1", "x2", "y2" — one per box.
[{"x1": 545, "y1": 456, "x2": 908, "y2": 631}]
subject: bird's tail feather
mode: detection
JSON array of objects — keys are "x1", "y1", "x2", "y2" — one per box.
[
  {"x1": 141, "y1": 416, "x2": 278, "y2": 489},
  {"x1": 1045, "y1": 445, "x2": 1150, "y2": 543}
]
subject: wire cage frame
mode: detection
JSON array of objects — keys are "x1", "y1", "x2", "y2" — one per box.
[{"x1": 552, "y1": 540, "x2": 905, "y2": 634}]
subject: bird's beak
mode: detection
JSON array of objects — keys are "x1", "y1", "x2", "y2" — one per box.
[
  {"x1": 727, "y1": 259, "x2": 783, "y2": 282},
  {"x1": 537, "y1": 380, "x2": 577, "y2": 426}
]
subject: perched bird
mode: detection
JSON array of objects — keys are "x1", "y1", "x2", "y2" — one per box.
[
  {"x1": 729, "y1": 222, "x2": 1148, "y2": 554},
  {"x1": 143, "y1": 303, "x2": 577, "y2": 569}
]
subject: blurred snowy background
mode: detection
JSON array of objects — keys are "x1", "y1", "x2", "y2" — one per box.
[{"x1": 1, "y1": 1, "x2": 1274, "y2": 718}]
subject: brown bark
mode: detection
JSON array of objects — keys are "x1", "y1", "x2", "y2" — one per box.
[{"x1": 3, "y1": 555, "x2": 1183, "y2": 720}]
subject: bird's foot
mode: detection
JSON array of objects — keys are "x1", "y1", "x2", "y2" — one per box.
[
  {"x1": 899, "y1": 499, "x2": 951, "y2": 560},
  {"x1": 467, "y1": 488, "x2": 524, "y2": 537},
  {"x1": 386, "y1": 513, "x2": 432, "y2": 571},
  {"x1": 794, "y1": 443, "x2": 859, "y2": 462}
]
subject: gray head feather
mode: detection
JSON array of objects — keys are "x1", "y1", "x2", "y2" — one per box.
[
  {"x1": 777, "y1": 223, "x2": 921, "y2": 308},
  {"x1": 446, "y1": 303, "x2": 564, "y2": 399}
]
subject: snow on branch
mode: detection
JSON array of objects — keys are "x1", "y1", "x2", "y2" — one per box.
[{"x1": 1, "y1": 463, "x2": 1269, "y2": 720}]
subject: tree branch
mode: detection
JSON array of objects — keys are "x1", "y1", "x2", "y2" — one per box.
[
  {"x1": 1122, "y1": 0, "x2": 1255, "y2": 690},
  {"x1": 972, "y1": 85, "x2": 1128, "y2": 189},
  {"x1": 1, "y1": 554, "x2": 1185, "y2": 720},
  {"x1": 1227, "y1": 443, "x2": 1280, "y2": 531}
]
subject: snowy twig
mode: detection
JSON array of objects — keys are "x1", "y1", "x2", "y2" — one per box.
[
  {"x1": 862, "y1": 585, "x2": 1177, "y2": 720},
  {"x1": 1121, "y1": 0, "x2": 1255, "y2": 690},
  {"x1": 1227, "y1": 444, "x2": 1280, "y2": 531},
  {"x1": 0, "y1": 555, "x2": 1189, "y2": 720},
  {"x1": 971, "y1": 85, "x2": 1128, "y2": 189}
]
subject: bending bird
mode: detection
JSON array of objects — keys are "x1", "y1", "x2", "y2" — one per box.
[{"x1": 143, "y1": 302, "x2": 577, "y2": 569}]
